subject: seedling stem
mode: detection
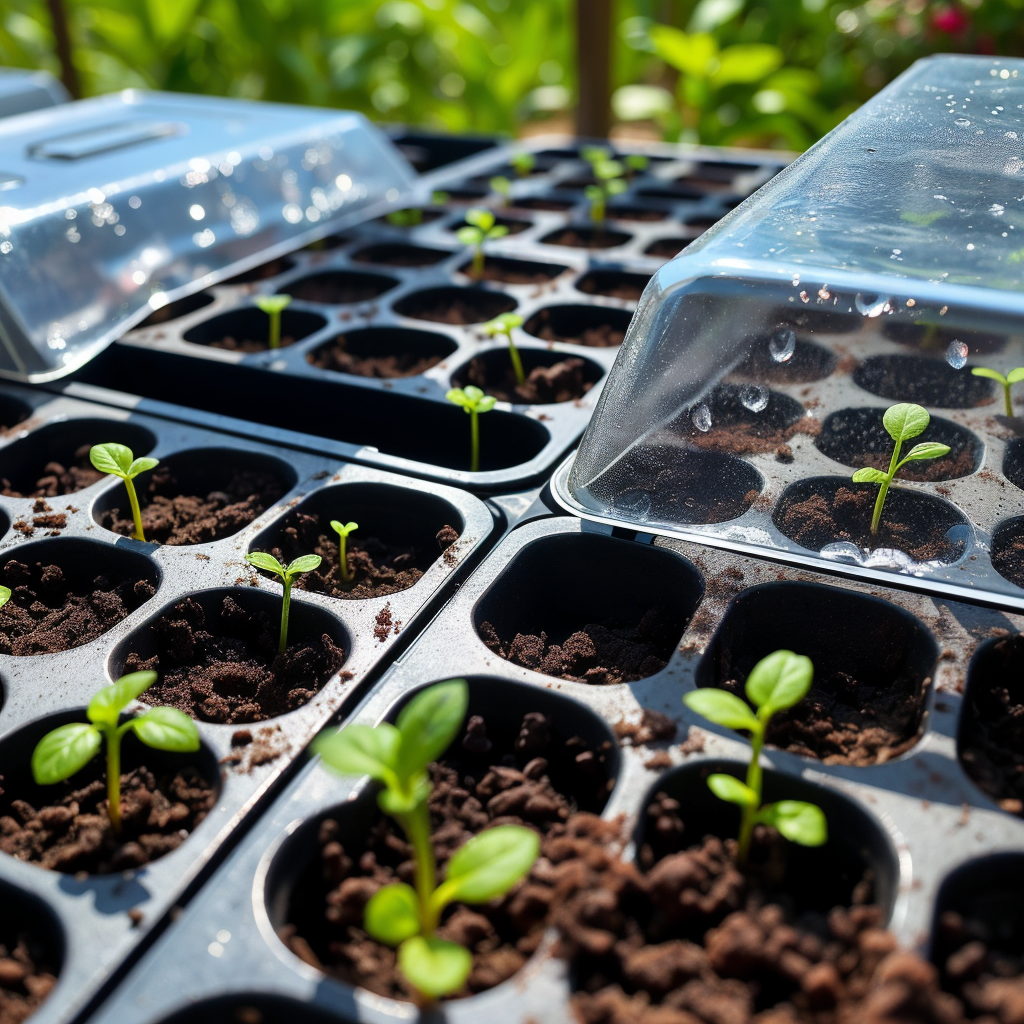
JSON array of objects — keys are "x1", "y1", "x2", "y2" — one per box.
[
  {"x1": 254, "y1": 294, "x2": 292, "y2": 350},
  {"x1": 971, "y1": 366, "x2": 1024, "y2": 417},
  {"x1": 330, "y1": 520, "x2": 359, "y2": 583},
  {"x1": 483, "y1": 313, "x2": 526, "y2": 386},
  {"x1": 446, "y1": 386, "x2": 496, "y2": 472},
  {"x1": 244, "y1": 552, "x2": 322, "y2": 652},
  {"x1": 456, "y1": 208, "x2": 509, "y2": 281},
  {"x1": 89, "y1": 443, "x2": 159, "y2": 542}
]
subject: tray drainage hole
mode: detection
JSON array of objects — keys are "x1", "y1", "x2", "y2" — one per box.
[{"x1": 182, "y1": 306, "x2": 327, "y2": 352}]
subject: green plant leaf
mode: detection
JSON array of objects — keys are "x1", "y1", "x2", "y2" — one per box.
[
  {"x1": 330, "y1": 520, "x2": 358, "y2": 537},
  {"x1": 511, "y1": 152, "x2": 536, "y2": 174},
  {"x1": 439, "y1": 825, "x2": 539, "y2": 905},
  {"x1": 902, "y1": 442, "x2": 951, "y2": 462},
  {"x1": 761, "y1": 800, "x2": 827, "y2": 847},
  {"x1": 584, "y1": 184, "x2": 603, "y2": 201},
  {"x1": 245, "y1": 551, "x2": 286, "y2": 577},
  {"x1": 852, "y1": 467, "x2": 889, "y2": 484},
  {"x1": 745, "y1": 649, "x2": 813, "y2": 715},
  {"x1": 488, "y1": 225, "x2": 509, "y2": 240},
  {"x1": 456, "y1": 225, "x2": 482, "y2": 246},
  {"x1": 398, "y1": 936, "x2": 472, "y2": 999},
  {"x1": 395, "y1": 679, "x2": 468, "y2": 780},
  {"x1": 89, "y1": 442, "x2": 133, "y2": 477},
  {"x1": 580, "y1": 145, "x2": 611, "y2": 164},
  {"x1": 32, "y1": 723, "x2": 101, "y2": 784},
  {"x1": 0, "y1": 584, "x2": 11, "y2": 609},
  {"x1": 378, "y1": 774, "x2": 430, "y2": 816},
  {"x1": 882, "y1": 402, "x2": 929, "y2": 443},
  {"x1": 970, "y1": 367, "x2": 1005, "y2": 382},
  {"x1": 490, "y1": 175, "x2": 510, "y2": 193},
  {"x1": 476, "y1": 395, "x2": 497, "y2": 413},
  {"x1": 649, "y1": 25, "x2": 717, "y2": 77},
  {"x1": 683, "y1": 689, "x2": 758, "y2": 732},
  {"x1": 625, "y1": 153, "x2": 649, "y2": 171},
  {"x1": 131, "y1": 707, "x2": 200, "y2": 751},
  {"x1": 127, "y1": 457, "x2": 159, "y2": 478},
  {"x1": 707, "y1": 773, "x2": 758, "y2": 807},
  {"x1": 712, "y1": 43, "x2": 783, "y2": 86},
  {"x1": 465, "y1": 207, "x2": 495, "y2": 230},
  {"x1": 88, "y1": 671, "x2": 158, "y2": 726},
  {"x1": 365, "y1": 883, "x2": 421, "y2": 946},
  {"x1": 254, "y1": 294, "x2": 293, "y2": 315},
  {"x1": 314, "y1": 723, "x2": 401, "y2": 781},
  {"x1": 607, "y1": 179, "x2": 628, "y2": 195},
  {"x1": 1008, "y1": 368, "x2": 1024, "y2": 384},
  {"x1": 286, "y1": 554, "x2": 322, "y2": 576}
]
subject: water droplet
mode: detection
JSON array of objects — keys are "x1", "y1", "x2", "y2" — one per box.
[
  {"x1": 855, "y1": 293, "x2": 889, "y2": 317},
  {"x1": 0, "y1": 241, "x2": 11, "y2": 255},
  {"x1": 740, "y1": 385, "x2": 769, "y2": 413},
  {"x1": 990, "y1": 203, "x2": 1005, "y2": 216},
  {"x1": 820, "y1": 541, "x2": 863, "y2": 564},
  {"x1": 946, "y1": 339, "x2": 969, "y2": 369},
  {"x1": 955, "y1": 117, "x2": 971, "y2": 127},
  {"x1": 944, "y1": 524, "x2": 971, "y2": 558},
  {"x1": 768, "y1": 329, "x2": 796, "y2": 363},
  {"x1": 691, "y1": 403, "x2": 712, "y2": 432}
]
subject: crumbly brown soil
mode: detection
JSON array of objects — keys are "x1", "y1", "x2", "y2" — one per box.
[
  {"x1": 542, "y1": 227, "x2": 631, "y2": 250},
  {"x1": 204, "y1": 333, "x2": 298, "y2": 353},
  {"x1": 279, "y1": 708, "x2": 613, "y2": 1001},
  {"x1": 306, "y1": 335, "x2": 443, "y2": 378},
  {"x1": 397, "y1": 291, "x2": 515, "y2": 326},
  {"x1": 461, "y1": 258, "x2": 563, "y2": 285},
  {"x1": 528, "y1": 314, "x2": 625, "y2": 348},
  {"x1": 731, "y1": 340, "x2": 837, "y2": 384},
  {"x1": 478, "y1": 607, "x2": 677, "y2": 685},
  {"x1": 122, "y1": 595, "x2": 347, "y2": 724},
  {"x1": 845, "y1": 444, "x2": 976, "y2": 482},
  {"x1": 261, "y1": 516, "x2": 459, "y2": 601},
  {"x1": 993, "y1": 531, "x2": 1024, "y2": 590},
  {"x1": 0, "y1": 934, "x2": 57, "y2": 1024},
  {"x1": 1, "y1": 443, "x2": 104, "y2": 498},
  {"x1": 460, "y1": 355, "x2": 593, "y2": 403},
  {"x1": 854, "y1": 356, "x2": 995, "y2": 409},
  {"x1": 645, "y1": 237, "x2": 688, "y2": 258},
  {"x1": 101, "y1": 464, "x2": 285, "y2": 546},
  {"x1": 0, "y1": 764, "x2": 215, "y2": 874},
  {"x1": 0, "y1": 559, "x2": 155, "y2": 656},
  {"x1": 577, "y1": 275, "x2": 649, "y2": 301},
  {"x1": 685, "y1": 410, "x2": 820, "y2": 462}
]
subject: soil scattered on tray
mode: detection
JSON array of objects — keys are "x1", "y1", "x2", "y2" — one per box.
[
  {"x1": 541, "y1": 227, "x2": 632, "y2": 250},
  {"x1": 478, "y1": 607, "x2": 678, "y2": 685},
  {"x1": 306, "y1": 335, "x2": 444, "y2": 378},
  {"x1": 395, "y1": 289, "x2": 516, "y2": 326},
  {"x1": 0, "y1": 933, "x2": 57, "y2": 1024},
  {"x1": 460, "y1": 355, "x2": 593, "y2": 403},
  {"x1": 260, "y1": 516, "x2": 460, "y2": 601},
  {"x1": 279, "y1": 708, "x2": 613, "y2": 1001},
  {"x1": 0, "y1": 764, "x2": 215, "y2": 874},
  {"x1": 101, "y1": 464, "x2": 285, "y2": 546},
  {"x1": 1, "y1": 443, "x2": 104, "y2": 498},
  {"x1": 123, "y1": 595, "x2": 347, "y2": 724},
  {"x1": 0, "y1": 559, "x2": 155, "y2": 656}
]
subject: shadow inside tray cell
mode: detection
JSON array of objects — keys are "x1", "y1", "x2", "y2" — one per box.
[
  {"x1": 306, "y1": 326, "x2": 456, "y2": 379},
  {"x1": 575, "y1": 268, "x2": 651, "y2": 302},
  {"x1": 0, "y1": 393, "x2": 33, "y2": 433},
  {"x1": 393, "y1": 285, "x2": 517, "y2": 326},
  {"x1": 138, "y1": 291, "x2": 214, "y2": 328},
  {"x1": 0, "y1": 877, "x2": 63, "y2": 1017},
  {"x1": 154, "y1": 995, "x2": 356, "y2": 1024},
  {"x1": 1003, "y1": 439, "x2": 1024, "y2": 493},
  {"x1": 644, "y1": 236, "x2": 689, "y2": 259},
  {"x1": 524, "y1": 304, "x2": 633, "y2": 347},
  {"x1": 288, "y1": 270, "x2": 400, "y2": 304},
  {"x1": 183, "y1": 307, "x2": 327, "y2": 352}
]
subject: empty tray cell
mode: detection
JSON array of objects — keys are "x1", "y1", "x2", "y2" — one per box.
[
  {"x1": 183, "y1": 307, "x2": 327, "y2": 353},
  {"x1": 220, "y1": 256, "x2": 295, "y2": 285},
  {"x1": 729, "y1": 335, "x2": 837, "y2": 384},
  {"x1": 540, "y1": 225, "x2": 632, "y2": 249},
  {"x1": 138, "y1": 290, "x2": 214, "y2": 328},
  {"x1": 451, "y1": 347, "x2": 603, "y2": 405},
  {"x1": 473, "y1": 532, "x2": 702, "y2": 684},
  {"x1": 287, "y1": 270, "x2": 399, "y2": 305},
  {"x1": 607, "y1": 204, "x2": 670, "y2": 222},
  {"x1": 350, "y1": 242, "x2": 452, "y2": 267},
  {"x1": 575, "y1": 269, "x2": 652, "y2": 302},
  {"x1": 853, "y1": 354, "x2": 996, "y2": 409},
  {"x1": 456, "y1": 254, "x2": 569, "y2": 285},
  {"x1": 306, "y1": 326, "x2": 456, "y2": 379},
  {"x1": 0, "y1": 880, "x2": 62, "y2": 1022},
  {"x1": 392, "y1": 286, "x2": 517, "y2": 326},
  {"x1": 524, "y1": 304, "x2": 633, "y2": 347}
]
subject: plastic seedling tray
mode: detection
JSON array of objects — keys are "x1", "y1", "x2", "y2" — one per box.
[
  {"x1": 0, "y1": 380, "x2": 493, "y2": 1024},
  {"x1": 83, "y1": 515, "x2": 1024, "y2": 1024}
]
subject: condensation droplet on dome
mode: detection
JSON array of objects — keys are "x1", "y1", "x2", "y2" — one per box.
[
  {"x1": 945, "y1": 339, "x2": 968, "y2": 369},
  {"x1": 740, "y1": 385, "x2": 769, "y2": 412},
  {"x1": 955, "y1": 117, "x2": 971, "y2": 127},
  {"x1": 768, "y1": 329, "x2": 796, "y2": 363},
  {"x1": 691, "y1": 403, "x2": 712, "y2": 432},
  {"x1": 855, "y1": 293, "x2": 889, "y2": 317}
]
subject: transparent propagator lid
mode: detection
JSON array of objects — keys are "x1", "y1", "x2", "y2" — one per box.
[
  {"x1": 553, "y1": 55, "x2": 1024, "y2": 610},
  {"x1": 0, "y1": 91, "x2": 415, "y2": 381}
]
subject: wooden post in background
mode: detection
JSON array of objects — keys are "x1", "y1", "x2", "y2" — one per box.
[
  {"x1": 575, "y1": 0, "x2": 612, "y2": 139},
  {"x1": 46, "y1": 0, "x2": 80, "y2": 98}
]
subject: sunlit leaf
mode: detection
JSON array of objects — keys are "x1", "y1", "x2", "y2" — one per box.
[
  {"x1": 132, "y1": 707, "x2": 200, "y2": 751},
  {"x1": 745, "y1": 650, "x2": 813, "y2": 715},
  {"x1": 683, "y1": 688, "x2": 758, "y2": 732},
  {"x1": 398, "y1": 936, "x2": 472, "y2": 998},
  {"x1": 88, "y1": 671, "x2": 157, "y2": 726},
  {"x1": 707, "y1": 773, "x2": 757, "y2": 807},
  {"x1": 365, "y1": 883, "x2": 420, "y2": 946},
  {"x1": 32, "y1": 723, "x2": 101, "y2": 784}
]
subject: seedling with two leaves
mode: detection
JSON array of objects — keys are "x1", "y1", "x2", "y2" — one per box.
[
  {"x1": 330, "y1": 520, "x2": 358, "y2": 583},
  {"x1": 624, "y1": 153, "x2": 649, "y2": 179},
  {"x1": 851, "y1": 403, "x2": 950, "y2": 535},
  {"x1": 445, "y1": 386, "x2": 495, "y2": 473},
  {"x1": 971, "y1": 366, "x2": 1024, "y2": 418},
  {"x1": 483, "y1": 312, "x2": 526, "y2": 386},
  {"x1": 489, "y1": 176, "x2": 511, "y2": 206},
  {"x1": 456, "y1": 208, "x2": 509, "y2": 281},
  {"x1": 315, "y1": 679, "x2": 539, "y2": 1001},
  {"x1": 32, "y1": 671, "x2": 199, "y2": 833},
  {"x1": 90, "y1": 443, "x2": 159, "y2": 542},
  {"x1": 244, "y1": 552, "x2": 322, "y2": 652},
  {"x1": 684, "y1": 650, "x2": 827, "y2": 866},
  {"x1": 585, "y1": 159, "x2": 627, "y2": 228},
  {"x1": 386, "y1": 191, "x2": 449, "y2": 228},
  {"x1": 510, "y1": 152, "x2": 536, "y2": 177},
  {"x1": 254, "y1": 294, "x2": 292, "y2": 350}
]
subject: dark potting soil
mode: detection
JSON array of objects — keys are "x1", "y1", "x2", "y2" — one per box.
[
  {"x1": 854, "y1": 355, "x2": 995, "y2": 409},
  {"x1": 461, "y1": 355, "x2": 593, "y2": 404},
  {"x1": 288, "y1": 276, "x2": 394, "y2": 305},
  {"x1": 462, "y1": 258, "x2": 564, "y2": 285},
  {"x1": 222, "y1": 258, "x2": 294, "y2": 284},
  {"x1": 397, "y1": 290, "x2": 516, "y2": 326},
  {"x1": 279, "y1": 709, "x2": 614, "y2": 1001},
  {"x1": 1, "y1": 443, "x2": 104, "y2": 498},
  {"x1": 842, "y1": 442, "x2": 976, "y2": 483},
  {"x1": 0, "y1": 934, "x2": 56, "y2": 1024},
  {"x1": 306, "y1": 335, "x2": 444, "y2": 378},
  {"x1": 262, "y1": 517, "x2": 460, "y2": 601},
  {"x1": 509, "y1": 197, "x2": 575, "y2": 213},
  {"x1": 681, "y1": 398, "x2": 819, "y2": 462},
  {"x1": 541, "y1": 227, "x2": 631, "y2": 250},
  {"x1": 205, "y1": 333, "x2": 298, "y2": 353},
  {"x1": 0, "y1": 765, "x2": 215, "y2": 874},
  {"x1": 608, "y1": 205, "x2": 669, "y2": 222},
  {"x1": 992, "y1": 531, "x2": 1024, "y2": 591},
  {"x1": 123, "y1": 596, "x2": 347, "y2": 724},
  {"x1": 645, "y1": 237, "x2": 687, "y2": 258},
  {"x1": 101, "y1": 465, "x2": 285, "y2": 546},
  {"x1": 576, "y1": 275, "x2": 648, "y2": 302},
  {"x1": 529, "y1": 315, "x2": 625, "y2": 348},
  {"x1": 731, "y1": 339, "x2": 838, "y2": 384},
  {"x1": 478, "y1": 607, "x2": 677, "y2": 685},
  {"x1": 0, "y1": 560, "x2": 155, "y2": 656},
  {"x1": 351, "y1": 244, "x2": 450, "y2": 268}
]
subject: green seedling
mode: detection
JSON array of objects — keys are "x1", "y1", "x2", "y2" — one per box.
[
  {"x1": 254, "y1": 294, "x2": 292, "y2": 350},
  {"x1": 510, "y1": 152, "x2": 536, "y2": 177},
  {"x1": 584, "y1": 159, "x2": 627, "y2": 227},
  {"x1": 387, "y1": 208, "x2": 423, "y2": 227},
  {"x1": 314, "y1": 679, "x2": 539, "y2": 1001},
  {"x1": 624, "y1": 153, "x2": 649, "y2": 179},
  {"x1": 683, "y1": 650, "x2": 827, "y2": 867},
  {"x1": 490, "y1": 175, "x2": 511, "y2": 206},
  {"x1": 90, "y1": 443, "x2": 159, "y2": 542},
  {"x1": 971, "y1": 366, "x2": 1024, "y2": 417},
  {"x1": 32, "y1": 671, "x2": 199, "y2": 834},
  {"x1": 446, "y1": 386, "x2": 496, "y2": 473},
  {"x1": 244, "y1": 552, "x2": 322, "y2": 653},
  {"x1": 456, "y1": 208, "x2": 509, "y2": 280},
  {"x1": 431, "y1": 190, "x2": 449, "y2": 206},
  {"x1": 580, "y1": 145, "x2": 612, "y2": 166},
  {"x1": 0, "y1": 586, "x2": 10, "y2": 609},
  {"x1": 483, "y1": 312, "x2": 526, "y2": 386},
  {"x1": 850, "y1": 403, "x2": 950, "y2": 535},
  {"x1": 330, "y1": 520, "x2": 358, "y2": 583}
]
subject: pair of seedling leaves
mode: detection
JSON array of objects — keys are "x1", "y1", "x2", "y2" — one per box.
[
  {"x1": 315, "y1": 679, "x2": 539, "y2": 1000},
  {"x1": 457, "y1": 208, "x2": 508, "y2": 280}
]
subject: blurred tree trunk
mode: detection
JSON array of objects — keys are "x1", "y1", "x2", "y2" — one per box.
[
  {"x1": 46, "y1": 0, "x2": 79, "y2": 98},
  {"x1": 575, "y1": 0, "x2": 611, "y2": 138}
]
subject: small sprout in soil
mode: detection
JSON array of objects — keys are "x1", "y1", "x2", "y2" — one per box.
[
  {"x1": 482, "y1": 312, "x2": 526, "y2": 386},
  {"x1": 0, "y1": 585, "x2": 10, "y2": 609},
  {"x1": 314, "y1": 679, "x2": 539, "y2": 1001},
  {"x1": 32, "y1": 671, "x2": 199, "y2": 834},
  {"x1": 456, "y1": 208, "x2": 509, "y2": 281},
  {"x1": 90, "y1": 443, "x2": 159, "y2": 542},
  {"x1": 971, "y1": 365, "x2": 1024, "y2": 417},
  {"x1": 580, "y1": 145, "x2": 612, "y2": 166},
  {"x1": 624, "y1": 153, "x2": 649, "y2": 178},
  {"x1": 446, "y1": 385, "x2": 496, "y2": 473},
  {"x1": 510, "y1": 152, "x2": 536, "y2": 177},
  {"x1": 244, "y1": 551, "x2": 322, "y2": 653},
  {"x1": 489, "y1": 175, "x2": 511, "y2": 206},
  {"x1": 254, "y1": 293, "x2": 292, "y2": 350},
  {"x1": 683, "y1": 650, "x2": 827, "y2": 867},
  {"x1": 330, "y1": 520, "x2": 358, "y2": 583},
  {"x1": 850, "y1": 403, "x2": 950, "y2": 535},
  {"x1": 585, "y1": 159, "x2": 628, "y2": 227}
]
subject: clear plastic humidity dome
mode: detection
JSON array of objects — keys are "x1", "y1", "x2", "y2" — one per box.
[{"x1": 554, "y1": 55, "x2": 1024, "y2": 610}]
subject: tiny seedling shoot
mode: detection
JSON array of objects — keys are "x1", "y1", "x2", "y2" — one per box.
[
  {"x1": 971, "y1": 366, "x2": 1024, "y2": 417},
  {"x1": 624, "y1": 153, "x2": 649, "y2": 179},
  {"x1": 387, "y1": 208, "x2": 423, "y2": 228},
  {"x1": 446, "y1": 386, "x2": 496, "y2": 473},
  {"x1": 683, "y1": 650, "x2": 827, "y2": 867},
  {"x1": 850, "y1": 403, "x2": 950, "y2": 535},
  {"x1": 330, "y1": 520, "x2": 358, "y2": 583},
  {"x1": 90, "y1": 443, "x2": 159, "y2": 542},
  {"x1": 510, "y1": 151, "x2": 536, "y2": 177},
  {"x1": 314, "y1": 679, "x2": 539, "y2": 1001},
  {"x1": 32, "y1": 671, "x2": 199, "y2": 834},
  {"x1": 584, "y1": 158, "x2": 627, "y2": 228},
  {"x1": 489, "y1": 175, "x2": 511, "y2": 206},
  {"x1": 244, "y1": 552, "x2": 322, "y2": 653},
  {"x1": 254, "y1": 294, "x2": 292, "y2": 350},
  {"x1": 483, "y1": 312, "x2": 526, "y2": 386},
  {"x1": 456, "y1": 208, "x2": 509, "y2": 281}
]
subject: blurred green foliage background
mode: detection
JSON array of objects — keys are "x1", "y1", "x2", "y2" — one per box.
[{"x1": 3, "y1": 0, "x2": 1023, "y2": 151}]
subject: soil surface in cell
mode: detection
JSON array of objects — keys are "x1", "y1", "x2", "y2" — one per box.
[
  {"x1": 645, "y1": 237, "x2": 688, "y2": 258},
  {"x1": 261, "y1": 517, "x2": 460, "y2": 601},
  {"x1": 462, "y1": 258, "x2": 564, "y2": 285},
  {"x1": 0, "y1": 764, "x2": 215, "y2": 874},
  {"x1": 306, "y1": 335, "x2": 444, "y2": 379},
  {"x1": 1, "y1": 443, "x2": 104, "y2": 498},
  {"x1": 123, "y1": 595, "x2": 346, "y2": 724},
  {"x1": 576, "y1": 274, "x2": 649, "y2": 302},
  {"x1": 377, "y1": 208, "x2": 444, "y2": 227},
  {"x1": 280, "y1": 708, "x2": 613, "y2": 1000},
  {"x1": 542, "y1": 227, "x2": 631, "y2": 250},
  {"x1": 854, "y1": 355, "x2": 995, "y2": 409},
  {"x1": 396, "y1": 290, "x2": 516, "y2": 326},
  {"x1": 992, "y1": 528, "x2": 1024, "y2": 591},
  {"x1": 205, "y1": 332, "x2": 299, "y2": 353},
  {"x1": 479, "y1": 607, "x2": 677, "y2": 685},
  {"x1": 288, "y1": 276, "x2": 394, "y2": 305},
  {"x1": 351, "y1": 244, "x2": 449, "y2": 268},
  {"x1": 509, "y1": 196, "x2": 574, "y2": 213},
  {"x1": 884, "y1": 321, "x2": 1006, "y2": 356},
  {"x1": 0, "y1": 930, "x2": 56, "y2": 1024},
  {"x1": 101, "y1": 464, "x2": 285, "y2": 546},
  {"x1": 222, "y1": 257, "x2": 294, "y2": 284},
  {"x1": 729, "y1": 339, "x2": 837, "y2": 384},
  {"x1": 460, "y1": 356, "x2": 593, "y2": 404},
  {"x1": 0, "y1": 559, "x2": 155, "y2": 656},
  {"x1": 608, "y1": 205, "x2": 668, "y2": 222},
  {"x1": 527, "y1": 311, "x2": 625, "y2": 348}
]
